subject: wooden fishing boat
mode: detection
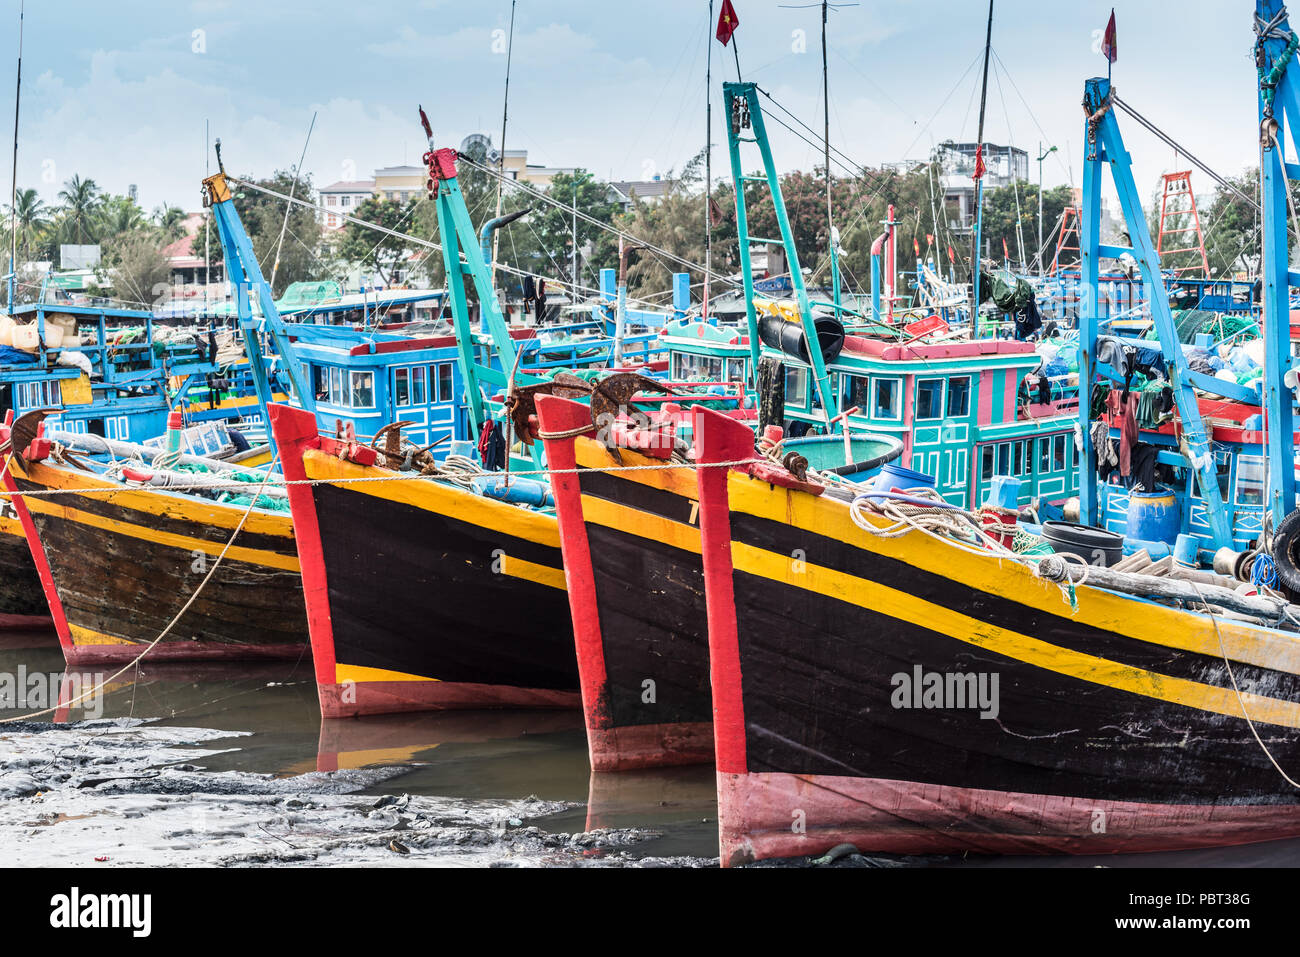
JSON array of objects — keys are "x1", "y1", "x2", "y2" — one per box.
[
  {"x1": 0, "y1": 425, "x2": 307, "y2": 666},
  {"x1": 271, "y1": 402, "x2": 579, "y2": 718},
  {"x1": 0, "y1": 507, "x2": 50, "y2": 628},
  {"x1": 537, "y1": 392, "x2": 903, "y2": 771},
  {"x1": 690, "y1": 403, "x2": 1300, "y2": 864}
]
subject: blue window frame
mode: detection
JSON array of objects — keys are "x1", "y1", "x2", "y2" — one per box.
[{"x1": 916, "y1": 378, "x2": 944, "y2": 420}]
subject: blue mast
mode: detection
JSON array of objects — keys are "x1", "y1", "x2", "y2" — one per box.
[
  {"x1": 203, "y1": 167, "x2": 316, "y2": 457},
  {"x1": 1256, "y1": 0, "x2": 1300, "y2": 529}
]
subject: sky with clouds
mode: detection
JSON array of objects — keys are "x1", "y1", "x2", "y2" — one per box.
[{"x1": 0, "y1": 1, "x2": 1273, "y2": 215}]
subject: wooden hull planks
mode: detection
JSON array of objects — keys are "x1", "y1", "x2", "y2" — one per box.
[
  {"x1": 537, "y1": 394, "x2": 714, "y2": 771},
  {"x1": 3, "y1": 456, "x2": 308, "y2": 665},
  {"x1": 690, "y1": 405, "x2": 1300, "y2": 865},
  {"x1": 271, "y1": 403, "x2": 579, "y2": 718},
  {"x1": 0, "y1": 514, "x2": 52, "y2": 625}
]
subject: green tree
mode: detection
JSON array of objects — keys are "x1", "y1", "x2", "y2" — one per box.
[
  {"x1": 978, "y1": 181, "x2": 1073, "y2": 271},
  {"x1": 97, "y1": 194, "x2": 148, "y2": 239},
  {"x1": 336, "y1": 195, "x2": 418, "y2": 286},
  {"x1": 2, "y1": 187, "x2": 52, "y2": 262},
  {"x1": 92, "y1": 231, "x2": 173, "y2": 308},
  {"x1": 228, "y1": 169, "x2": 325, "y2": 296},
  {"x1": 56, "y1": 174, "x2": 103, "y2": 246},
  {"x1": 152, "y1": 203, "x2": 189, "y2": 243}
]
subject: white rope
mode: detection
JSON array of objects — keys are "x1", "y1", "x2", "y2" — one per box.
[{"x1": 0, "y1": 451, "x2": 282, "y2": 724}]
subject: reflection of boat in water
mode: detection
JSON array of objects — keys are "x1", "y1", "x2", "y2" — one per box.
[{"x1": 316, "y1": 710, "x2": 583, "y2": 772}]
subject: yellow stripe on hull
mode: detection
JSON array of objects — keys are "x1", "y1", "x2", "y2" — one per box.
[
  {"x1": 726, "y1": 472, "x2": 1300, "y2": 678},
  {"x1": 579, "y1": 493, "x2": 701, "y2": 554},
  {"x1": 499, "y1": 554, "x2": 567, "y2": 591},
  {"x1": 17, "y1": 460, "x2": 292, "y2": 539},
  {"x1": 335, "y1": 663, "x2": 440, "y2": 684},
  {"x1": 21, "y1": 497, "x2": 300, "y2": 572},
  {"x1": 302, "y1": 449, "x2": 559, "y2": 549},
  {"x1": 68, "y1": 624, "x2": 134, "y2": 646}
]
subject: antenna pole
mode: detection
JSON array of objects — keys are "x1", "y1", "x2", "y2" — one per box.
[
  {"x1": 492, "y1": 0, "x2": 517, "y2": 292},
  {"x1": 705, "y1": 0, "x2": 714, "y2": 320},
  {"x1": 969, "y1": 0, "x2": 994, "y2": 314},
  {"x1": 270, "y1": 110, "x2": 316, "y2": 294},
  {"x1": 8, "y1": 0, "x2": 24, "y2": 311}
]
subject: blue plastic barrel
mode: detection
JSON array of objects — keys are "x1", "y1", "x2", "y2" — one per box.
[
  {"x1": 1125, "y1": 489, "x2": 1180, "y2": 546},
  {"x1": 871, "y1": 461, "x2": 936, "y2": 494}
]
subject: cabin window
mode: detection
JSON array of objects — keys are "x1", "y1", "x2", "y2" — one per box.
[
  {"x1": 785, "y1": 366, "x2": 809, "y2": 408},
  {"x1": 437, "y1": 362, "x2": 454, "y2": 403},
  {"x1": 873, "y1": 377, "x2": 900, "y2": 420},
  {"x1": 410, "y1": 365, "x2": 428, "y2": 405},
  {"x1": 996, "y1": 442, "x2": 1010, "y2": 476},
  {"x1": 841, "y1": 374, "x2": 870, "y2": 413},
  {"x1": 1191, "y1": 453, "x2": 1232, "y2": 500},
  {"x1": 350, "y1": 371, "x2": 375, "y2": 409},
  {"x1": 725, "y1": 357, "x2": 746, "y2": 382},
  {"x1": 1013, "y1": 440, "x2": 1025, "y2": 476},
  {"x1": 980, "y1": 444, "x2": 994, "y2": 480},
  {"x1": 1038, "y1": 436, "x2": 1051, "y2": 473},
  {"x1": 328, "y1": 367, "x2": 344, "y2": 406},
  {"x1": 1236, "y1": 456, "x2": 1266, "y2": 507},
  {"x1": 947, "y1": 376, "x2": 971, "y2": 418},
  {"x1": 1052, "y1": 434, "x2": 1067, "y2": 471},
  {"x1": 916, "y1": 378, "x2": 945, "y2": 420},
  {"x1": 395, "y1": 367, "x2": 411, "y2": 406}
]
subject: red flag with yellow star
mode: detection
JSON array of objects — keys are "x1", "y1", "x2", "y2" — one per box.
[{"x1": 717, "y1": 0, "x2": 740, "y2": 46}]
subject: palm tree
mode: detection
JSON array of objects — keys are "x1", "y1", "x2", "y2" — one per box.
[
  {"x1": 152, "y1": 203, "x2": 188, "y2": 242},
  {"x1": 97, "y1": 195, "x2": 146, "y2": 238},
  {"x1": 3, "y1": 187, "x2": 51, "y2": 261},
  {"x1": 57, "y1": 174, "x2": 102, "y2": 246}
]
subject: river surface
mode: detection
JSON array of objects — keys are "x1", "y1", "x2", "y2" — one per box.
[{"x1": 2, "y1": 631, "x2": 1298, "y2": 868}]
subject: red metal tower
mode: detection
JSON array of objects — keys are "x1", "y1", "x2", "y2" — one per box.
[{"x1": 1155, "y1": 170, "x2": 1210, "y2": 277}]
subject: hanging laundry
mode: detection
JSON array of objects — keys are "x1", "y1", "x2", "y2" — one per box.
[
  {"x1": 535, "y1": 279, "x2": 548, "y2": 323},
  {"x1": 1105, "y1": 389, "x2": 1139, "y2": 476}
]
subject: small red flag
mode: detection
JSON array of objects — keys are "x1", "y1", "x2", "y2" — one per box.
[
  {"x1": 1102, "y1": 9, "x2": 1117, "y2": 63},
  {"x1": 709, "y1": 197, "x2": 724, "y2": 226},
  {"x1": 1002, "y1": 238, "x2": 1010, "y2": 260},
  {"x1": 717, "y1": 0, "x2": 740, "y2": 46},
  {"x1": 913, "y1": 238, "x2": 920, "y2": 257},
  {"x1": 947, "y1": 245, "x2": 955, "y2": 263},
  {"x1": 972, "y1": 144, "x2": 986, "y2": 181},
  {"x1": 925, "y1": 233, "x2": 933, "y2": 244}
]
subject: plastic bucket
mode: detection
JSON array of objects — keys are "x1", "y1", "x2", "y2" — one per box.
[
  {"x1": 870, "y1": 461, "x2": 936, "y2": 494},
  {"x1": 1125, "y1": 489, "x2": 1180, "y2": 546}
]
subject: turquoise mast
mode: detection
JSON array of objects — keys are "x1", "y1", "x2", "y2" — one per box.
[{"x1": 723, "y1": 81, "x2": 837, "y2": 431}]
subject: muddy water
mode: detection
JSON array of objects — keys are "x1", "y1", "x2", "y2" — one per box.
[
  {"x1": 2, "y1": 632, "x2": 1298, "y2": 868},
  {"x1": 0, "y1": 635, "x2": 715, "y2": 866}
]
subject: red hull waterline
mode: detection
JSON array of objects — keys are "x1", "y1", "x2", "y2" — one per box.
[
  {"x1": 318, "y1": 679, "x2": 579, "y2": 719},
  {"x1": 718, "y1": 771, "x2": 1300, "y2": 864},
  {"x1": 65, "y1": 641, "x2": 307, "y2": 667},
  {"x1": 0, "y1": 612, "x2": 53, "y2": 631},
  {"x1": 536, "y1": 393, "x2": 715, "y2": 772}
]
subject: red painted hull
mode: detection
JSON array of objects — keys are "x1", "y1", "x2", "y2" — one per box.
[
  {"x1": 0, "y1": 612, "x2": 53, "y2": 631},
  {"x1": 318, "y1": 679, "x2": 580, "y2": 720},
  {"x1": 588, "y1": 721, "x2": 715, "y2": 772},
  {"x1": 718, "y1": 771, "x2": 1300, "y2": 865},
  {"x1": 63, "y1": 641, "x2": 308, "y2": 667}
]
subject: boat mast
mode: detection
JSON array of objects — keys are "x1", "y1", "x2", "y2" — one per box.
[
  {"x1": 970, "y1": 0, "x2": 994, "y2": 318},
  {"x1": 491, "y1": 0, "x2": 516, "y2": 293},
  {"x1": 821, "y1": 0, "x2": 840, "y2": 318},
  {"x1": 705, "y1": 0, "x2": 714, "y2": 322},
  {"x1": 7, "y1": 0, "x2": 24, "y2": 312},
  {"x1": 270, "y1": 111, "x2": 316, "y2": 294}
]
